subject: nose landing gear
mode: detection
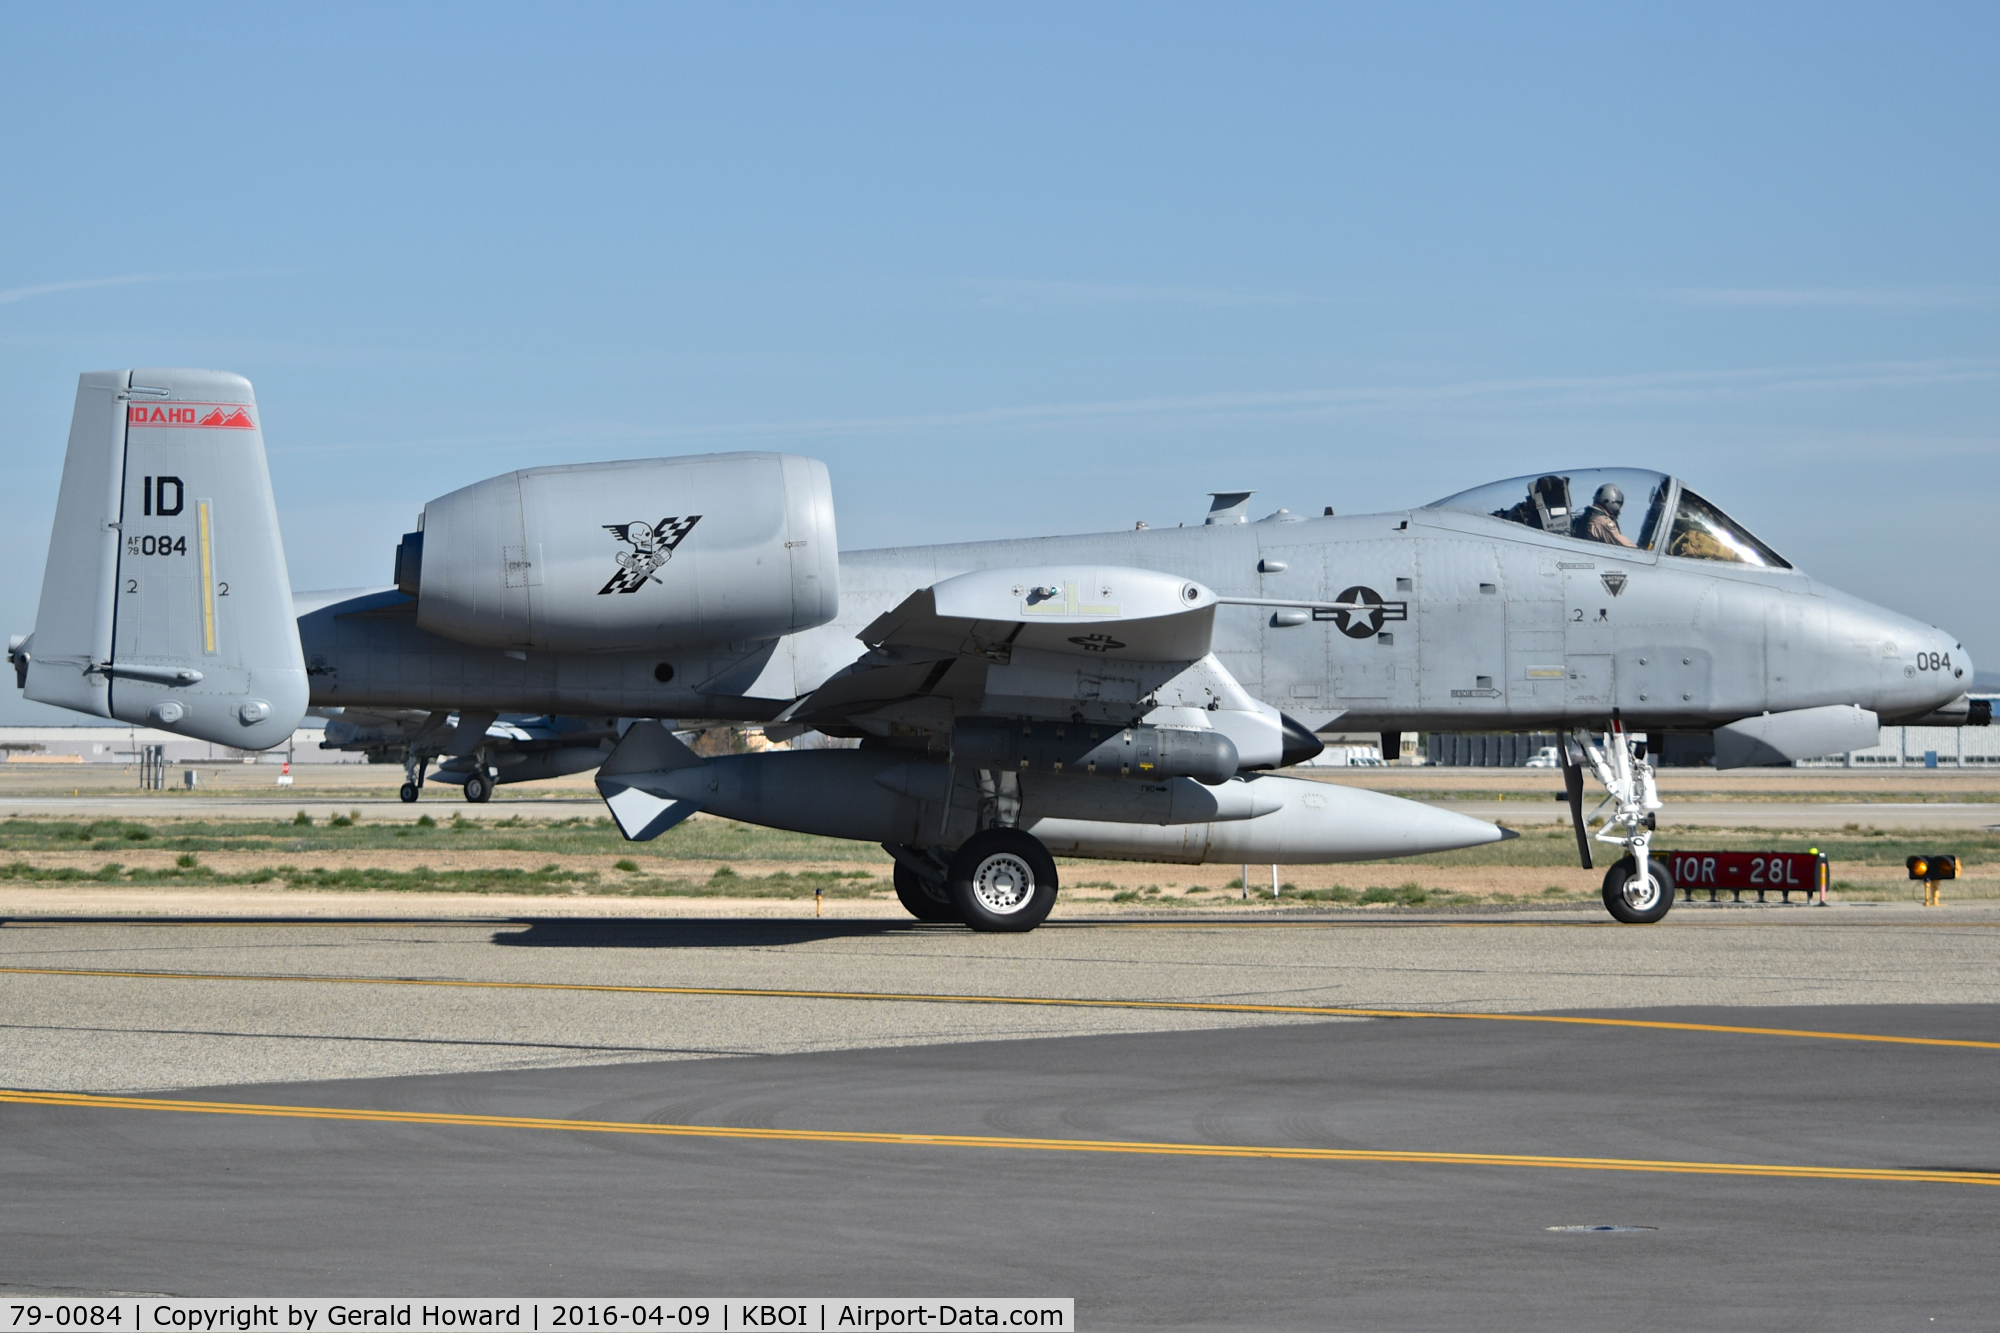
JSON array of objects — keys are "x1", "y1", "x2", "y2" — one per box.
[{"x1": 1569, "y1": 717, "x2": 1671, "y2": 924}]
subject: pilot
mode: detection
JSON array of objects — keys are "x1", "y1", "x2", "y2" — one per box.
[{"x1": 1575, "y1": 483, "x2": 1635, "y2": 547}]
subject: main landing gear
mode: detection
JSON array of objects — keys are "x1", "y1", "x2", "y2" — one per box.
[
  {"x1": 1564, "y1": 717, "x2": 1675, "y2": 925},
  {"x1": 884, "y1": 829, "x2": 1062, "y2": 932},
  {"x1": 947, "y1": 828, "x2": 1059, "y2": 932},
  {"x1": 463, "y1": 770, "x2": 494, "y2": 804},
  {"x1": 886, "y1": 845, "x2": 958, "y2": 923},
  {"x1": 399, "y1": 752, "x2": 427, "y2": 803}
]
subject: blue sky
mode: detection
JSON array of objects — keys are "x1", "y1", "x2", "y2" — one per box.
[{"x1": 2, "y1": 3, "x2": 1995, "y2": 722}]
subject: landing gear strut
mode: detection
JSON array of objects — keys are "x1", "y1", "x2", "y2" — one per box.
[
  {"x1": 399, "y1": 752, "x2": 427, "y2": 803},
  {"x1": 1569, "y1": 717, "x2": 1672, "y2": 924}
]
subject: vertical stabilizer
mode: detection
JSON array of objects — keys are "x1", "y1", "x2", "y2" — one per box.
[{"x1": 18, "y1": 370, "x2": 307, "y2": 749}]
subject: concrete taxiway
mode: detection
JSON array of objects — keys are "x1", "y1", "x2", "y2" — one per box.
[
  {"x1": 1446, "y1": 798, "x2": 2000, "y2": 830},
  {"x1": 3, "y1": 912, "x2": 1997, "y2": 1328}
]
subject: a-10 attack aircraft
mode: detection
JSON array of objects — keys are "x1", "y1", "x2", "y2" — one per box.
[{"x1": 12, "y1": 370, "x2": 1987, "y2": 930}]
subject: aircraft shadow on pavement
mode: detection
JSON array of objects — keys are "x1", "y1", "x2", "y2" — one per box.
[{"x1": 490, "y1": 917, "x2": 952, "y2": 949}]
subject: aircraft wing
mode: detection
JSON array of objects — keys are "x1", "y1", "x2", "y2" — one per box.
[{"x1": 779, "y1": 565, "x2": 1329, "y2": 768}]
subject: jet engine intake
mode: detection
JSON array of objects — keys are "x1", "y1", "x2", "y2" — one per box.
[
  {"x1": 409, "y1": 451, "x2": 839, "y2": 652},
  {"x1": 953, "y1": 718, "x2": 1239, "y2": 784}
]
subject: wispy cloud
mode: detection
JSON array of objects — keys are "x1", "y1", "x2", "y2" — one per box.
[
  {"x1": 961, "y1": 277, "x2": 1319, "y2": 309},
  {"x1": 0, "y1": 274, "x2": 184, "y2": 307},
  {"x1": 276, "y1": 357, "x2": 2000, "y2": 458},
  {"x1": 0, "y1": 268, "x2": 293, "y2": 309},
  {"x1": 629, "y1": 359, "x2": 1999, "y2": 440},
  {"x1": 1655, "y1": 287, "x2": 1990, "y2": 309}
]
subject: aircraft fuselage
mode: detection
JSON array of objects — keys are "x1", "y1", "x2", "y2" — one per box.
[{"x1": 297, "y1": 506, "x2": 1970, "y2": 735}]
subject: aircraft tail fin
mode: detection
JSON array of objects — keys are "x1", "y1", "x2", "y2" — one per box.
[{"x1": 15, "y1": 370, "x2": 307, "y2": 749}]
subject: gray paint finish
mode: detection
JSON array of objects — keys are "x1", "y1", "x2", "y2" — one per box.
[
  {"x1": 301, "y1": 502, "x2": 1970, "y2": 736},
  {"x1": 21, "y1": 370, "x2": 306, "y2": 749}
]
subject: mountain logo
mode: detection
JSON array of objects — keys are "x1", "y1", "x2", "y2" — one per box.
[
  {"x1": 127, "y1": 403, "x2": 255, "y2": 429},
  {"x1": 195, "y1": 407, "x2": 255, "y2": 428}
]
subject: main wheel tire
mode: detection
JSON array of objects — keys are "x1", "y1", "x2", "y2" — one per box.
[
  {"x1": 1602, "y1": 855, "x2": 1675, "y2": 924},
  {"x1": 463, "y1": 772, "x2": 493, "y2": 804},
  {"x1": 946, "y1": 828, "x2": 1059, "y2": 933},
  {"x1": 893, "y1": 861, "x2": 960, "y2": 923},
  {"x1": 399, "y1": 782, "x2": 419, "y2": 803}
]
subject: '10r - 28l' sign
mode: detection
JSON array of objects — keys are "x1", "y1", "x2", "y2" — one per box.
[{"x1": 1665, "y1": 850, "x2": 1828, "y2": 903}]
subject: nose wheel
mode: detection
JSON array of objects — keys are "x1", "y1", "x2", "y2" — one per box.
[
  {"x1": 946, "y1": 828, "x2": 1059, "y2": 932},
  {"x1": 1602, "y1": 855, "x2": 1675, "y2": 924}
]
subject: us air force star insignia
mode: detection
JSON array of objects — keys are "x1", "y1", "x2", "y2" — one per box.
[
  {"x1": 1601, "y1": 571, "x2": 1628, "y2": 597},
  {"x1": 1314, "y1": 585, "x2": 1411, "y2": 639},
  {"x1": 598, "y1": 515, "x2": 702, "y2": 595},
  {"x1": 1067, "y1": 633, "x2": 1126, "y2": 652}
]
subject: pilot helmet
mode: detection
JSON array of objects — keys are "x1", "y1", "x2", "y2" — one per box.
[{"x1": 1593, "y1": 483, "x2": 1625, "y2": 514}]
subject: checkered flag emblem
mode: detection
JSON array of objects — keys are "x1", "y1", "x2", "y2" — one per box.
[{"x1": 598, "y1": 515, "x2": 702, "y2": 595}]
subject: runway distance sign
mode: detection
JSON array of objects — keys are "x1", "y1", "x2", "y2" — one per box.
[{"x1": 1665, "y1": 850, "x2": 1828, "y2": 904}]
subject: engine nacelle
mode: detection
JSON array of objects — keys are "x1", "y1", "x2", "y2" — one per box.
[{"x1": 407, "y1": 452, "x2": 838, "y2": 652}]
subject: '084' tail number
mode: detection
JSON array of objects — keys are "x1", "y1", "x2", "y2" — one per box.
[
  {"x1": 126, "y1": 535, "x2": 186, "y2": 557},
  {"x1": 1916, "y1": 651, "x2": 1952, "y2": 672}
]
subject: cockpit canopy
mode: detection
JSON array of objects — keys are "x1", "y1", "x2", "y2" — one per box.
[{"x1": 1425, "y1": 468, "x2": 1790, "y2": 568}]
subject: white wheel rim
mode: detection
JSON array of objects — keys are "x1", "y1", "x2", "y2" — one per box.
[
  {"x1": 1622, "y1": 872, "x2": 1662, "y2": 912},
  {"x1": 970, "y1": 852, "x2": 1037, "y2": 915}
]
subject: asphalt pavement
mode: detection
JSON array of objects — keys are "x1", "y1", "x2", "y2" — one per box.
[
  {"x1": 5, "y1": 1010, "x2": 1998, "y2": 1329},
  {"x1": 3, "y1": 914, "x2": 1997, "y2": 1328},
  {"x1": 1446, "y1": 798, "x2": 2000, "y2": 830}
]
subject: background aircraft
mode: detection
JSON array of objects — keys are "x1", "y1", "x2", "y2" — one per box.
[
  {"x1": 13, "y1": 370, "x2": 1985, "y2": 929},
  {"x1": 311, "y1": 703, "x2": 620, "y2": 804}
]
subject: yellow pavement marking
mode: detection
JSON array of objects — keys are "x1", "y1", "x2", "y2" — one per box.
[
  {"x1": 2, "y1": 964, "x2": 1995, "y2": 1050},
  {"x1": 0, "y1": 1088, "x2": 1989, "y2": 1187}
]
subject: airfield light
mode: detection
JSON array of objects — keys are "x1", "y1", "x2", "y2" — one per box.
[{"x1": 1907, "y1": 854, "x2": 1959, "y2": 908}]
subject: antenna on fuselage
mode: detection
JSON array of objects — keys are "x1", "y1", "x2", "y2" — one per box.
[{"x1": 1205, "y1": 490, "x2": 1255, "y2": 525}]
